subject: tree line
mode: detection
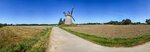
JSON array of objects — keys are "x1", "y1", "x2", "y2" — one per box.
[
  {"x1": 0, "y1": 24, "x2": 56, "y2": 28},
  {"x1": 1, "y1": 18, "x2": 150, "y2": 27},
  {"x1": 80, "y1": 18, "x2": 150, "y2": 25}
]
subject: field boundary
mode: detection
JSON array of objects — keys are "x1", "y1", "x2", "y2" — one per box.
[{"x1": 60, "y1": 27, "x2": 150, "y2": 47}]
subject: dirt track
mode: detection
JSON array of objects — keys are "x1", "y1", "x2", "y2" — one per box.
[{"x1": 46, "y1": 27, "x2": 150, "y2": 52}]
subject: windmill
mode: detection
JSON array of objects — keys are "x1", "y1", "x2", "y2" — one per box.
[{"x1": 63, "y1": 8, "x2": 75, "y2": 24}]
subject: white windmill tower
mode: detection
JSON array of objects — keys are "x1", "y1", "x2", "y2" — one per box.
[{"x1": 63, "y1": 8, "x2": 75, "y2": 24}]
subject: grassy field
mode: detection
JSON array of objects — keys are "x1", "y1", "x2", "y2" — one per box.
[
  {"x1": 0, "y1": 26, "x2": 51, "y2": 52},
  {"x1": 61, "y1": 25, "x2": 150, "y2": 47}
]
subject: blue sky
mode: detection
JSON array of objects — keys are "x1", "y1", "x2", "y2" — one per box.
[{"x1": 0, "y1": 0, "x2": 150, "y2": 24}]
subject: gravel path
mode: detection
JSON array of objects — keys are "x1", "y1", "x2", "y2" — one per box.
[{"x1": 46, "y1": 27, "x2": 150, "y2": 52}]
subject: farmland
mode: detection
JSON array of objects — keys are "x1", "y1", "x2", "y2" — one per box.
[
  {"x1": 64, "y1": 25, "x2": 150, "y2": 38},
  {"x1": 0, "y1": 26, "x2": 51, "y2": 52},
  {"x1": 61, "y1": 25, "x2": 150, "y2": 47}
]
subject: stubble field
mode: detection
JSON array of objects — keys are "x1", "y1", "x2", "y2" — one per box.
[{"x1": 0, "y1": 26, "x2": 51, "y2": 52}]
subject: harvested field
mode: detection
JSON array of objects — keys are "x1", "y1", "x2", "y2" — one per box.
[
  {"x1": 0, "y1": 26, "x2": 51, "y2": 52},
  {"x1": 61, "y1": 25, "x2": 150, "y2": 47},
  {"x1": 64, "y1": 25, "x2": 150, "y2": 38}
]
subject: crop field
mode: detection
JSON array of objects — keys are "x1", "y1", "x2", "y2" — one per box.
[
  {"x1": 64, "y1": 25, "x2": 150, "y2": 38},
  {"x1": 61, "y1": 25, "x2": 150, "y2": 47},
  {"x1": 0, "y1": 26, "x2": 51, "y2": 52}
]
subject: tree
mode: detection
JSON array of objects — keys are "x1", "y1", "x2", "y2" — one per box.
[
  {"x1": 136, "y1": 22, "x2": 141, "y2": 24},
  {"x1": 58, "y1": 18, "x2": 63, "y2": 25},
  {"x1": 146, "y1": 19, "x2": 150, "y2": 24},
  {"x1": 0, "y1": 23, "x2": 3, "y2": 27},
  {"x1": 106, "y1": 21, "x2": 120, "y2": 25},
  {"x1": 3, "y1": 23, "x2": 7, "y2": 26},
  {"x1": 62, "y1": 19, "x2": 65, "y2": 24},
  {"x1": 132, "y1": 22, "x2": 141, "y2": 25},
  {"x1": 121, "y1": 19, "x2": 132, "y2": 25}
]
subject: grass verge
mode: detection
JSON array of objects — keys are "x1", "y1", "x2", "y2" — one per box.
[
  {"x1": 60, "y1": 27, "x2": 150, "y2": 47},
  {"x1": 0, "y1": 28, "x2": 51, "y2": 52}
]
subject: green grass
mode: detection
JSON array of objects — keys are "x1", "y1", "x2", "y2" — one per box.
[
  {"x1": 0, "y1": 28, "x2": 51, "y2": 52},
  {"x1": 60, "y1": 27, "x2": 150, "y2": 47},
  {"x1": 28, "y1": 28, "x2": 50, "y2": 52}
]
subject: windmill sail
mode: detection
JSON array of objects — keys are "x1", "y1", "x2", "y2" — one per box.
[
  {"x1": 71, "y1": 16, "x2": 75, "y2": 21},
  {"x1": 71, "y1": 8, "x2": 74, "y2": 15}
]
